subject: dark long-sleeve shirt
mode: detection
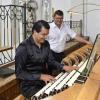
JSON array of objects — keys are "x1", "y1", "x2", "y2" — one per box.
[{"x1": 15, "y1": 35, "x2": 63, "y2": 81}]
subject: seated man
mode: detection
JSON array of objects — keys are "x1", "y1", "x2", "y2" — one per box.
[{"x1": 15, "y1": 20, "x2": 78, "y2": 99}]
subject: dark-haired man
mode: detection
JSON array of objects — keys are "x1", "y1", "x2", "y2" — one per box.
[{"x1": 15, "y1": 20, "x2": 78, "y2": 98}]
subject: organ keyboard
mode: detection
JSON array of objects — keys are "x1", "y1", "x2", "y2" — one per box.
[
  {"x1": 32, "y1": 34, "x2": 100, "y2": 100},
  {"x1": 32, "y1": 44, "x2": 93, "y2": 100},
  {"x1": 43, "y1": 58, "x2": 100, "y2": 100}
]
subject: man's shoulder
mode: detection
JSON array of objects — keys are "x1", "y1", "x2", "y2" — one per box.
[
  {"x1": 16, "y1": 41, "x2": 26, "y2": 55},
  {"x1": 20, "y1": 38, "x2": 29, "y2": 46},
  {"x1": 44, "y1": 40, "x2": 49, "y2": 44},
  {"x1": 17, "y1": 37, "x2": 30, "y2": 50},
  {"x1": 62, "y1": 22, "x2": 69, "y2": 27},
  {"x1": 49, "y1": 22, "x2": 55, "y2": 28},
  {"x1": 44, "y1": 40, "x2": 50, "y2": 46}
]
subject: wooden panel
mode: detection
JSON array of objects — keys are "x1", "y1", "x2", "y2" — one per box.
[
  {"x1": 0, "y1": 74, "x2": 20, "y2": 100},
  {"x1": 43, "y1": 59, "x2": 100, "y2": 100},
  {"x1": 89, "y1": 59, "x2": 100, "y2": 81},
  {"x1": 14, "y1": 95, "x2": 25, "y2": 100},
  {"x1": 0, "y1": 74, "x2": 16, "y2": 93},
  {"x1": 76, "y1": 59, "x2": 100, "y2": 100},
  {"x1": 0, "y1": 61, "x2": 15, "y2": 68},
  {"x1": 64, "y1": 36, "x2": 89, "y2": 56},
  {"x1": 76, "y1": 78, "x2": 100, "y2": 100},
  {"x1": 44, "y1": 84, "x2": 83, "y2": 100},
  {"x1": 64, "y1": 41, "x2": 82, "y2": 56},
  {"x1": 0, "y1": 47, "x2": 13, "y2": 52},
  {"x1": 97, "y1": 92, "x2": 100, "y2": 100}
]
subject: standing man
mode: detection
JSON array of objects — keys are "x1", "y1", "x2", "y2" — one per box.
[
  {"x1": 15, "y1": 20, "x2": 78, "y2": 99},
  {"x1": 47, "y1": 10, "x2": 91, "y2": 63}
]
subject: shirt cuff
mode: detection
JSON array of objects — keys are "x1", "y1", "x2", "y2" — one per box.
[
  {"x1": 32, "y1": 73, "x2": 41, "y2": 80},
  {"x1": 60, "y1": 64, "x2": 64, "y2": 70}
]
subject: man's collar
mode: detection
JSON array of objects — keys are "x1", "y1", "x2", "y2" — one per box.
[
  {"x1": 29, "y1": 35, "x2": 45, "y2": 47},
  {"x1": 29, "y1": 35, "x2": 36, "y2": 45},
  {"x1": 52, "y1": 22, "x2": 64, "y2": 29},
  {"x1": 52, "y1": 22, "x2": 57, "y2": 28}
]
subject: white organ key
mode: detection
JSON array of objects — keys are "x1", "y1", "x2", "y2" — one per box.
[
  {"x1": 55, "y1": 60, "x2": 85, "y2": 90},
  {"x1": 77, "y1": 60, "x2": 86, "y2": 67},
  {"x1": 34, "y1": 72, "x2": 64, "y2": 97},
  {"x1": 44, "y1": 72, "x2": 69, "y2": 95},
  {"x1": 67, "y1": 60, "x2": 88, "y2": 86},
  {"x1": 34, "y1": 59, "x2": 87, "y2": 98},
  {"x1": 55, "y1": 70, "x2": 76, "y2": 90}
]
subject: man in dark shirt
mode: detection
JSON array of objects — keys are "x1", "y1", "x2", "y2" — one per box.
[{"x1": 15, "y1": 20, "x2": 78, "y2": 98}]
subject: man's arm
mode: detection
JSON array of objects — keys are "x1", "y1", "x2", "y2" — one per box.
[
  {"x1": 15, "y1": 45, "x2": 41, "y2": 81},
  {"x1": 74, "y1": 34, "x2": 92, "y2": 45}
]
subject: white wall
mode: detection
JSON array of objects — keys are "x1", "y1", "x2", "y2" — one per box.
[
  {"x1": 35, "y1": 0, "x2": 42, "y2": 20},
  {"x1": 36, "y1": 0, "x2": 72, "y2": 21},
  {"x1": 51, "y1": 0, "x2": 71, "y2": 21},
  {"x1": 0, "y1": 0, "x2": 12, "y2": 47},
  {"x1": 70, "y1": 0, "x2": 87, "y2": 36},
  {"x1": 34, "y1": 0, "x2": 72, "y2": 21},
  {"x1": 2, "y1": 0, "x2": 100, "y2": 42},
  {"x1": 11, "y1": 0, "x2": 71, "y2": 21},
  {"x1": 1, "y1": 0, "x2": 12, "y2": 5},
  {"x1": 86, "y1": 0, "x2": 100, "y2": 42},
  {"x1": 71, "y1": 0, "x2": 100, "y2": 42},
  {"x1": 71, "y1": 0, "x2": 83, "y2": 21}
]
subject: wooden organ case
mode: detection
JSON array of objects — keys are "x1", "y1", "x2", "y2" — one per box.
[{"x1": 32, "y1": 34, "x2": 100, "y2": 100}]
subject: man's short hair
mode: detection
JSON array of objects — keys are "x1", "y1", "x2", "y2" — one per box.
[
  {"x1": 53, "y1": 10, "x2": 63, "y2": 17},
  {"x1": 32, "y1": 20, "x2": 50, "y2": 33}
]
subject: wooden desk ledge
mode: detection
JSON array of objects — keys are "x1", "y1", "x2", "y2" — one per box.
[
  {"x1": 0, "y1": 46, "x2": 13, "y2": 52},
  {"x1": 89, "y1": 72, "x2": 100, "y2": 81},
  {"x1": 76, "y1": 59, "x2": 100, "y2": 100},
  {"x1": 0, "y1": 60, "x2": 15, "y2": 68},
  {"x1": 14, "y1": 94, "x2": 25, "y2": 100},
  {"x1": 43, "y1": 84, "x2": 83, "y2": 100},
  {"x1": 76, "y1": 78, "x2": 100, "y2": 100},
  {"x1": 0, "y1": 74, "x2": 16, "y2": 93},
  {"x1": 97, "y1": 92, "x2": 100, "y2": 100},
  {"x1": 89, "y1": 59, "x2": 100, "y2": 81}
]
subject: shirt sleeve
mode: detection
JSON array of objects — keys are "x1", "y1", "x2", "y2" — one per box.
[
  {"x1": 15, "y1": 45, "x2": 41, "y2": 81},
  {"x1": 65, "y1": 24, "x2": 77, "y2": 38}
]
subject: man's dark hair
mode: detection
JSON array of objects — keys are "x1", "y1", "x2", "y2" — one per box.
[
  {"x1": 32, "y1": 20, "x2": 50, "y2": 33},
  {"x1": 53, "y1": 10, "x2": 63, "y2": 17}
]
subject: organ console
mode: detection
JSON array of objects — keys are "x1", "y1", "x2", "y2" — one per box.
[
  {"x1": 43, "y1": 58, "x2": 100, "y2": 100},
  {"x1": 0, "y1": 38, "x2": 89, "y2": 100},
  {"x1": 32, "y1": 45, "x2": 91, "y2": 100},
  {"x1": 31, "y1": 34, "x2": 100, "y2": 100},
  {"x1": 0, "y1": 35, "x2": 99, "y2": 100}
]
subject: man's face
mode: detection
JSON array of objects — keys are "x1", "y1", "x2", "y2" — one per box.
[
  {"x1": 53, "y1": 14, "x2": 63, "y2": 27},
  {"x1": 35, "y1": 27, "x2": 49, "y2": 44}
]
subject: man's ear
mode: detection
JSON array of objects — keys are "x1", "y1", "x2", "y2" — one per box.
[{"x1": 33, "y1": 30, "x2": 37, "y2": 34}]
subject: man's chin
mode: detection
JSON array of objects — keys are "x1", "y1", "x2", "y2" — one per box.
[{"x1": 40, "y1": 40, "x2": 45, "y2": 43}]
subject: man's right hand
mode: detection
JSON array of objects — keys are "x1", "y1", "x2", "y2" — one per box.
[
  {"x1": 63, "y1": 66, "x2": 79, "y2": 72},
  {"x1": 40, "y1": 74, "x2": 55, "y2": 84}
]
